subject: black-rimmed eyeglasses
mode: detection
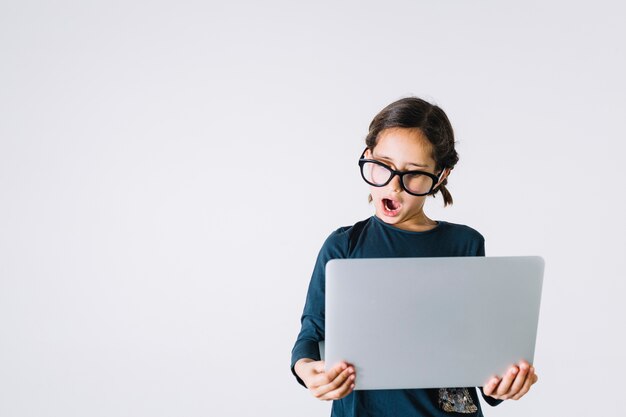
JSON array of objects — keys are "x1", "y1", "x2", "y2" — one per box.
[{"x1": 358, "y1": 149, "x2": 443, "y2": 196}]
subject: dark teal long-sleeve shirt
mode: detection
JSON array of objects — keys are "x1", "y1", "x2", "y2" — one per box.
[{"x1": 291, "y1": 215, "x2": 502, "y2": 416}]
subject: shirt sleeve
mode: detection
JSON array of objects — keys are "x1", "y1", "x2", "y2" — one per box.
[
  {"x1": 290, "y1": 229, "x2": 348, "y2": 387},
  {"x1": 475, "y1": 232, "x2": 486, "y2": 257},
  {"x1": 480, "y1": 387, "x2": 503, "y2": 407}
]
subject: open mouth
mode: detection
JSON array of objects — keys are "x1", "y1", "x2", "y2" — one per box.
[{"x1": 382, "y1": 198, "x2": 401, "y2": 215}]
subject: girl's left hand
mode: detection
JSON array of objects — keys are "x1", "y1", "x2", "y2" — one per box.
[{"x1": 482, "y1": 360, "x2": 538, "y2": 401}]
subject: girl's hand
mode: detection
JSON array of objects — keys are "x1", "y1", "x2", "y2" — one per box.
[
  {"x1": 294, "y1": 359, "x2": 356, "y2": 401},
  {"x1": 483, "y1": 360, "x2": 538, "y2": 401}
]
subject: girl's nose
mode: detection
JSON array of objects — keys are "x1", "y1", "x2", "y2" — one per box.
[{"x1": 389, "y1": 174, "x2": 402, "y2": 192}]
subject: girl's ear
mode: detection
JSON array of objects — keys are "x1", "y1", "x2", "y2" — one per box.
[{"x1": 435, "y1": 168, "x2": 451, "y2": 188}]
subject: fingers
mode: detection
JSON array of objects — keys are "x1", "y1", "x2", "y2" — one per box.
[
  {"x1": 311, "y1": 362, "x2": 347, "y2": 388},
  {"x1": 319, "y1": 368, "x2": 356, "y2": 400},
  {"x1": 310, "y1": 364, "x2": 356, "y2": 401},
  {"x1": 486, "y1": 361, "x2": 538, "y2": 401},
  {"x1": 482, "y1": 376, "x2": 500, "y2": 396},
  {"x1": 511, "y1": 367, "x2": 537, "y2": 400},
  {"x1": 325, "y1": 362, "x2": 348, "y2": 381},
  {"x1": 506, "y1": 363, "x2": 529, "y2": 397},
  {"x1": 495, "y1": 365, "x2": 519, "y2": 397},
  {"x1": 312, "y1": 365, "x2": 353, "y2": 400}
]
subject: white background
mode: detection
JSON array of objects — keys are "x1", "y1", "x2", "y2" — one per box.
[{"x1": 1, "y1": 1, "x2": 625, "y2": 416}]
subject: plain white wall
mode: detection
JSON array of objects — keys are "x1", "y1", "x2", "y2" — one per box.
[{"x1": 1, "y1": 1, "x2": 625, "y2": 416}]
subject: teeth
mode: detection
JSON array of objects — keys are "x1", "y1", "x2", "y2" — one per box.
[{"x1": 384, "y1": 199, "x2": 399, "y2": 211}]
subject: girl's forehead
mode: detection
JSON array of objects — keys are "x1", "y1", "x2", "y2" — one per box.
[{"x1": 373, "y1": 127, "x2": 435, "y2": 166}]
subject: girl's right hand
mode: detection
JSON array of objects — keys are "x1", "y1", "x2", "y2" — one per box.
[{"x1": 294, "y1": 359, "x2": 356, "y2": 401}]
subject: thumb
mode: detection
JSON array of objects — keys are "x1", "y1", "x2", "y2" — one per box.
[
  {"x1": 483, "y1": 377, "x2": 500, "y2": 396},
  {"x1": 313, "y1": 361, "x2": 326, "y2": 373}
]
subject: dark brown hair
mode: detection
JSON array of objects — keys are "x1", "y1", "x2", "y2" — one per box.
[{"x1": 365, "y1": 97, "x2": 459, "y2": 206}]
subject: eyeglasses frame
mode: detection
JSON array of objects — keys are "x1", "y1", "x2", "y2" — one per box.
[{"x1": 358, "y1": 149, "x2": 444, "y2": 197}]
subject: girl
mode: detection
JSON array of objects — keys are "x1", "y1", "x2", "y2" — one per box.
[{"x1": 290, "y1": 97, "x2": 538, "y2": 416}]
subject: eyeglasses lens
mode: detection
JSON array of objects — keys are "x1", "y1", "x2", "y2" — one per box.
[
  {"x1": 403, "y1": 173, "x2": 434, "y2": 195},
  {"x1": 363, "y1": 162, "x2": 392, "y2": 185}
]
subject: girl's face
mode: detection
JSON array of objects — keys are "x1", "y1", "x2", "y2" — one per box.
[{"x1": 365, "y1": 127, "x2": 449, "y2": 231}]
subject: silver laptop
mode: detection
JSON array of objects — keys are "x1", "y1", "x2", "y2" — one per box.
[{"x1": 324, "y1": 256, "x2": 544, "y2": 390}]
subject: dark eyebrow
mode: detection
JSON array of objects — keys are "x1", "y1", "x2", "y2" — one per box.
[
  {"x1": 375, "y1": 153, "x2": 430, "y2": 169},
  {"x1": 406, "y1": 162, "x2": 429, "y2": 169}
]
